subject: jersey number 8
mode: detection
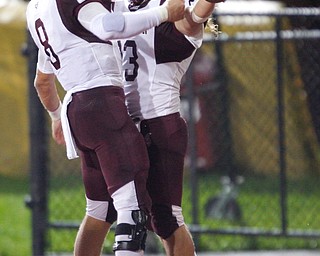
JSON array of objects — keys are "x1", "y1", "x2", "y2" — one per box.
[{"x1": 35, "y1": 18, "x2": 61, "y2": 70}]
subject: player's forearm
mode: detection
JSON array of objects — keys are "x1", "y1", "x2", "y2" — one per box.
[
  {"x1": 176, "y1": 0, "x2": 224, "y2": 36},
  {"x1": 95, "y1": 6, "x2": 168, "y2": 40},
  {"x1": 191, "y1": 0, "x2": 217, "y2": 22},
  {"x1": 78, "y1": 3, "x2": 168, "y2": 40},
  {"x1": 34, "y1": 70, "x2": 61, "y2": 118}
]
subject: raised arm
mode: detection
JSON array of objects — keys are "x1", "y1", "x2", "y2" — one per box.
[
  {"x1": 175, "y1": 0, "x2": 225, "y2": 37},
  {"x1": 78, "y1": 0, "x2": 185, "y2": 41}
]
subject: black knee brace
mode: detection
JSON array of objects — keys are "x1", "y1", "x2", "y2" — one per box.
[{"x1": 113, "y1": 210, "x2": 148, "y2": 252}]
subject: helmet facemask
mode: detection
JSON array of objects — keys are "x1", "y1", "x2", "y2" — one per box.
[{"x1": 128, "y1": 0, "x2": 151, "y2": 11}]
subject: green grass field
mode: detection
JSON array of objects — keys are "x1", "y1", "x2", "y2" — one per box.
[
  {"x1": 0, "y1": 175, "x2": 31, "y2": 256},
  {"x1": 1, "y1": 173, "x2": 319, "y2": 255}
]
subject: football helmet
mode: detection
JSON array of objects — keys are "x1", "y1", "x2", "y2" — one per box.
[{"x1": 128, "y1": 0, "x2": 151, "y2": 11}]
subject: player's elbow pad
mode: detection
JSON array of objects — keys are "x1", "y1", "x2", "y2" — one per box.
[
  {"x1": 90, "y1": 12, "x2": 126, "y2": 40},
  {"x1": 90, "y1": 7, "x2": 167, "y2": 41}
]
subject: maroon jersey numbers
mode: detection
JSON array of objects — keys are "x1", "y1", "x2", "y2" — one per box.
[
  {"x1": 35, "y1": 18, "x2": 61, "y2": 70},
  {"x1": 123, "y1": 40, "x2": 139, "y2": 82}
]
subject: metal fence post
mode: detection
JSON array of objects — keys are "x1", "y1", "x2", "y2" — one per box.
[
  {"x1": 275, "y1": 16, "x2": 288, "y2": 235},
  {"x1": 24, "y1": 28, "x2": 49, "y2": 256}
]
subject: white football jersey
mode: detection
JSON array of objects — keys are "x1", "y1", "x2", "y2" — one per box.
[
  {"x1": 121, "y1": 0, "x2": 203, "y2": 120},
  {"x1": 26, "y1": 0, "x2": 123, "y2": 91}
]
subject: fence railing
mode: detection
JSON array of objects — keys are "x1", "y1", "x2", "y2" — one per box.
[{"x1": 183, "y1": 6, "x2": 320, "y2": 246}]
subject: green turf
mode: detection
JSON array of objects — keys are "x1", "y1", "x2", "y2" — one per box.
[
  {"x1": 2, "y1": 173, "x2": 319, "y2": 255},
  {"x1": 183, "y1": 173, "x2": 320, "y2": 252},
  {"x1": 0, "y1": 175, "x2": 31, "y2": 256}
]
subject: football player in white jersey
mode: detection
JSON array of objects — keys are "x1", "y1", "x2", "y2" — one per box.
[
  {"x1": 26, "y1": 0, "x2": 185, "y2": 255},
  {"x1": 121, "y1": 0, "x2": 226, "y2": 255}
]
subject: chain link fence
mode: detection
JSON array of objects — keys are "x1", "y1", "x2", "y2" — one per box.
[{"x1": 26, "y1": 5, "x2": 320, "y2": 255}]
